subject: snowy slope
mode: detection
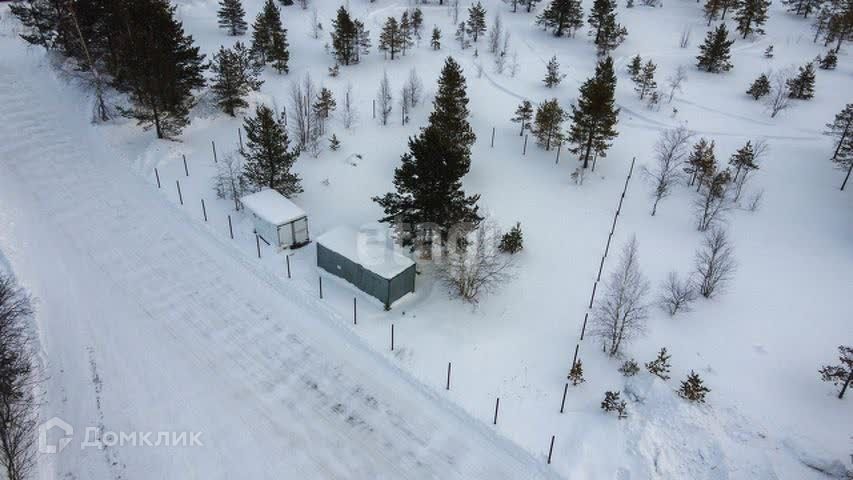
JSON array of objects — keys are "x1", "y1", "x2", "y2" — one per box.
[{"x1": 0, "y1": 33, "x2": 561, "y2": 480}]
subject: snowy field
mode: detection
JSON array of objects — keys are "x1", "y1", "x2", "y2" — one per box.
[{"x1": 1, "y1": 0, "x2": 852, "y2": 478}]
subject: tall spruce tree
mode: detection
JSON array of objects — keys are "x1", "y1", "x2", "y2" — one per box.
[
  {"x1": 532, "y1": 98, "x2": 567, "y2": 150},
  {"x1": 218, "y1": 0, "x2": 248, "y2": 36},
  {"x1": 209, "y1": 42, "x2": 263, "y2": 116},
  {"x1": 431, "y1": 27, "x2": 442, "y2": 49},
  {"x1": 373, "y1": 57, "x2": 481, "y2": 247},
  {"x1": 696, "y1": 24, "x2": 735, "y2": 73},
  {"x1": 536, "y1": 0, "x2": 584, "y2": 37},
  {"x1": 242, "y1": 104, "x2": 302, "y2": 196},
  {"x1": 399, "y1": 11, "x2": 414, "y2": 55},
  {"x1": 588, "y1": 0, "x2": 627, "y2": 56},
  {"x1": 627, "y1": 54, "x2": 642, "y2": 81},
  {"x1": 379, "y1": 17, "x2": 402, "y2": 59},
  {"x1": 115, "y1": 0, "x2": 206, "y2": 139},
  {"x1": 703, "y1": 0, "x2": 725, "y2": 25},
  {"x1": 543, "y1": 56, "x2": 566, "y2": 87},
  {"x1": 734, "y1": 0, "x2": 771, "y2": 38},
  {"x1": 824, "y1": 104, "x2": 853, "y2": 171},
  {"x1": 634, "y1": 59, "x2": 657, "y2": 99},
  {"x1": 787, "y1": 62, "x2": 816, "y2": 99},
  {"x1": 746, "y1": 73, "x2": 771, "y2": 99},
  {"x1": 331, "y1": 6, "x2": 358, "y2": 65},
  {"x1": 567, "y1": 56, "x2": 620, "y2": 169},
  {"x1": 467, "y1": 2, "x2": 488, "y2": 42},
  {"x1": 251, "y1": 0, "x2": 289, "y2": 72}
]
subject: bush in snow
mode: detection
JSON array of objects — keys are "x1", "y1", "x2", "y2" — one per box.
[
  {"x1": 818, "y1": 50, "x2": 837, "y2": 70},
  {"x1": 213, "y1": 153, "x2": 252, "y2": 205},
  {"x1": 658, "y1": 272, "x2": 697, "y2": 316},
  {"x1": 619, "y1": 359, "x2": 640, "y2": 377},
  {"x1": 646, "y1": 347, "x2": 672, "y2": 380},
  {"x1": 601, "y1": 391, "x2": 627, "y2": 418},
  {"x1": 568, "y1": 359, "x2": 585, "y2": 385},
  {"x1": 436, "y1": 220, "x2": 516, "y2": 304},
  {"x1": 819, "y1": 345, "x2": 852, "y2": 399},
  {"x1": 694, "y1": 227, "x2": 736, "y2": 298},
  {"x1": 498, "y1": 223, "x2": 524, "y2": 254},
  {"x1": 678, "y1": 371, "x2": 710, "y2": 403}
]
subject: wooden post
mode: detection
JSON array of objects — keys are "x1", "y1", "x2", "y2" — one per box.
[
  {"x1": 580, "y1": 312, "x2": 588, "y2": 340},
  {"x1": 560, "y1": 383, "x2": 568, "y2": 413},
  {"x1": 154, "y1": 168, "x2": 161, "y2": 188},
  {"x1": 256, "y1": 234, "x2": 261, "y2": 258},
  {"x1": 176, "y1": 180, "x2": 183, "y2": 205},
  {"x1": 319, "y1": 276, "x2": 324, "y2": 299},
  {"x1": 596, "y1": 255, "x2": 605, "y2": 281},
  {"x1": 373, "y1": 99, "x2": 376, "y2": 119},
  {"x1": 589, "y1": 281, "x2": 598, "y2": 309},
  {"x1": 391, "y1": 323, "x2": 395, "y2": 351},
  {"x1": 211, "y1": 140, "x2": 217, "y2": 163},
  {"x1": 286, "y1": 255, "x2": 291, "y2": 278},
  {"x1": 183, "y1": 154, "x2": 189, "y2": 176},
  {"x1": 446, "y1": 362, "x2": 452, "y2": 390},
  {"x1": 628, "y1": 156, "x2": 636, "y2": 178},
  {"x1": 353, "y1": 298, "x2": 357, "y2": 325},
  {"x1": 493, "y1": 397, "x2": 500, "y2": 425},
  {"x1": 547, "y1": 435, "x2": 555, "y2": 464},
  {"x1": 283, "y1": 105, "x2": 287, "y2": 126},
  {"x1": 490, "y1": 127, "x2": 495, "y2": 147},
  {"x1": 201, "y1": 199, "x2": 207, "y2": 222},
  {"x1": 555, "y1": 143, "x2": 562, "y2": 164},
  {"x1": 842, "y1": 161, "x2": 852, "y2": 191},
  {"x1": 228, "y1": 215, "x2": 234, "y2": 239},
  {"x1": 604, "y1": 232, "x2": 613, "y2": 257},
  {"x1": 523, "y1": 134, "x2": 528, "y2": 155},
  {"x1": 238, "y1": 128, "x2": 244, "y2": 154}
]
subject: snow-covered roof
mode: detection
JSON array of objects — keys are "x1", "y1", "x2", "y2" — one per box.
[
  {"x1": 240, "y1": 189, "x2": 306, "y2": 226},
  {"x1": 317, "y1": 225, "x2": 415, "y2": 279}
]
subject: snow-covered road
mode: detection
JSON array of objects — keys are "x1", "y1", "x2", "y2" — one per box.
[{"x1": 0, "y1": 46, "x2": 560, "y2": 479}]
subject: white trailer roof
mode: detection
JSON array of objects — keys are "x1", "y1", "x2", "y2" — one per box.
[
  {"x1": 240, "y1": 189, "x2": 306, "y2": 226},
  {"x1": 317, "y1": 225, "x2": 415, "y2": 279}
]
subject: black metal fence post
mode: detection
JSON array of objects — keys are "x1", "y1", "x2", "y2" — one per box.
[
  {"x1": 201, "y1": 199, "x2": 207, "y2": 222},
  {"x1": 176, "y1": 180, "x2": 183, "y2": 205},
  {"x1": 154, "y1": 168, "x2": 161, "y2": 188}
]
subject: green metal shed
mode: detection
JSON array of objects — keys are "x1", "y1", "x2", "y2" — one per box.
[{"x1": 316, "y1": 226, "x2": 415, "y2": 309}]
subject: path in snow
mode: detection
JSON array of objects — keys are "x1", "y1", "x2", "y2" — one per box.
[{"x1": 0, "y1": 49, "x2": 561, "y2": 479}]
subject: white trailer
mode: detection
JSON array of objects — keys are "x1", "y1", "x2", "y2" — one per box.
[{"x1": 240, "y1": 189, "x2": 310, "y2": 249}]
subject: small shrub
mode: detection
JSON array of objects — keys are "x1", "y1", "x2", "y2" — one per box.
[
  {"x1": 601, "y1": 391, "x2": 627, "y2": 418},
  {"x1": 498, "y1": 222, "x2": 523, "y2": 254},
  {"x1": 619, "y1": 359, "x2": 640, "y2": 377},
  {"x1": 646, "y1": 347, "x2": 672, "y2": 380},
  {"x1": 678, "y1": 371, "x2": 710, "y2": 403}
]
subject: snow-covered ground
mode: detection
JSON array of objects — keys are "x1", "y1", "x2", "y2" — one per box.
[{"x1": 1, "y1": 0, "x2": 851, "y2": 478}]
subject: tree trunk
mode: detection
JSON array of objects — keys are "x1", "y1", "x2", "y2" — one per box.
[
  {"x1": 839, "y1": 370, "x2": 851, "y2": 399},
  {"x1": 831, "y1": 122, "x2": 850, "y2": 161}
]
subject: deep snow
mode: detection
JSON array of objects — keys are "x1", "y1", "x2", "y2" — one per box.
[{"x1": 0, "y1": 0, "x2": 851, "y2": 478}]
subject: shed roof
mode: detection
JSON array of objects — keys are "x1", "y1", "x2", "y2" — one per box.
[
  {"x1": 317, "y1": 226, "x2": 415, "y2": 279},
  {"x1": 240, "y1": 189, "x2": 306, "y2": 226}
]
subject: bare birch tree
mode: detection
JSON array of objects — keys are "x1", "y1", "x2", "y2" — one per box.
[
  {"x1": 341, "y1": 82, "x2": 358, "y2": 129},
  {"x1": 658, "y1": 271, "x2": 697, "y2": 315},
  {"x1": 666, "y1": 66, "x2": 688, "y2": 103},
  {"x1": 592, "y1": 236, "x2": 651, "y2": 357},
  {"x1": 289, "y1": 73, "x2": 318, "y2": 149},
  {"x1": 694, "y1": 227, "x2": 736, "y2": 298},
  {"x1": 377, "y1": 70, "x2": 393, "y2": 126},
  {"x1": 404, "y1": 68, "x2": 423, "y2": 108},
  {"x1": 764, "y1": 70, "x2": 791, "y2": 118},
  {"x1": 643, "y1": 125, "x2": 692, "y2": 216}
]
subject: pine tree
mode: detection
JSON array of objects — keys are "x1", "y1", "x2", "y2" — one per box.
[
  {"x1": 379, "y1": 17, "x2": 401, "y2": 59},
  {"x1": 627, "y1": 54, "x2": 642, "y2": 81},
  {"x1": 819, "y1": 49, "x2": 838, "y2": 69},
  {"x1": 511, "y1": 100, "x2": 535, "y2": 136},
  {"x1": 431, "y1": 26, "x2": 442, "y2": 49},
  {"x1": 412, "y1": 8, "x2": 424, "y2": 42},
  {"x1": 678, "y1": 371, "x2": 710, "y2": 403},
  {"x1": 567, "y1": 56, "x2": 620, "y2": 169},
  {"x1": 696, "y1": 24, "x2": 735, "y2": 73},
  {"x1": 536, "y1": 0, "x2": 584, "y2": 37},
  {"x1": 355, "y1": 20, "x2": 371, "y2": 62},
  {"x1": 619, "y1": 359, "x2": 640, "y2": 376},
  {"x1": 209, "y1": 42, "x2": 263, "y2": 116},
  {"x1": 312, "y1": 87, "x2": 336, "y2": 135},
  {"x1": 523, "y1": 0, "x2": 544, "y2": 13},
  {"x1": 568, "y1": 359, "x2": 585, "y2": 385},
  {"x1": 634, "y1": 59, "x2": 657, "y2": 99},
  {"x1": 373, "y1": 57, "x2": 481, "y2": 247},
  {"x1": 218, "y1": 0, "x2": 248, "y2": 36},
  {"x1": 734, "y1": 0, "x2": 771, "y2": 39},
  {"x1": 729, "y1": 141, "x2": 759, "y2": 183},
  {"x1": 819, "y1": 345, "x2": 853, "y2": 399},
  {"x1": 787, "y1": 62, "x2": 815, "y2": 99},
  {"x1": 763, "y1": 45, "x2": 774, "y2": 58},
  {"x1": 589, "y1": 0, "x2": 627, "y2": 56},
  {"x1": 601, "y1": 391, "x2": 627, "y2": 418},
  {"x1": 824, "y1": 104, "x2": 853, "y2": 170},
  {"x1": 467, "y1": 2, "x2": 488, "y2": 42},
  {"x1": 703, "y1": 0, "x2": 725, "y2": 25},
  {"x1": 399, "y1": 11, "x2": 414, "y2": 55},
  {"x1": 543, "y1": 56, "x2": 566, "y2": 87},
  {"x1": 251, "y1": 0, "x2": 289, "y2": 72},
  {"x1": 532, "y1": 98, "x2": 567, "y2": 150},
  {"x1": 746, "y1": 73, "x2": 771, "y2": 99},
  {"x1": 456, "y1": 22, "x2": 470, "y2": 49},
  {"x1": 499, "y1": 223, "x2": 524, "y2": 253},
  {"x1": 331, "y1": 6, "x2": 359, "y2": 65},
  {"x1": 684, "y1": 138, "x2": 716, "y2": 187},
  {"x1": 242, "y1": 104, "x2": 302, "y2": 196},
  {"x1": 782, "y1": 0, "x2": 822, "y2": 17},
  {"x1": 329, "y1": 134, "x2": 341, "y2": 151},
  {"x1": 645, "y1": 347, "x2": 672, "y2": 380},
  {"x1": 116, "y1": 0, "x2": 206, "y2": 139}
]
